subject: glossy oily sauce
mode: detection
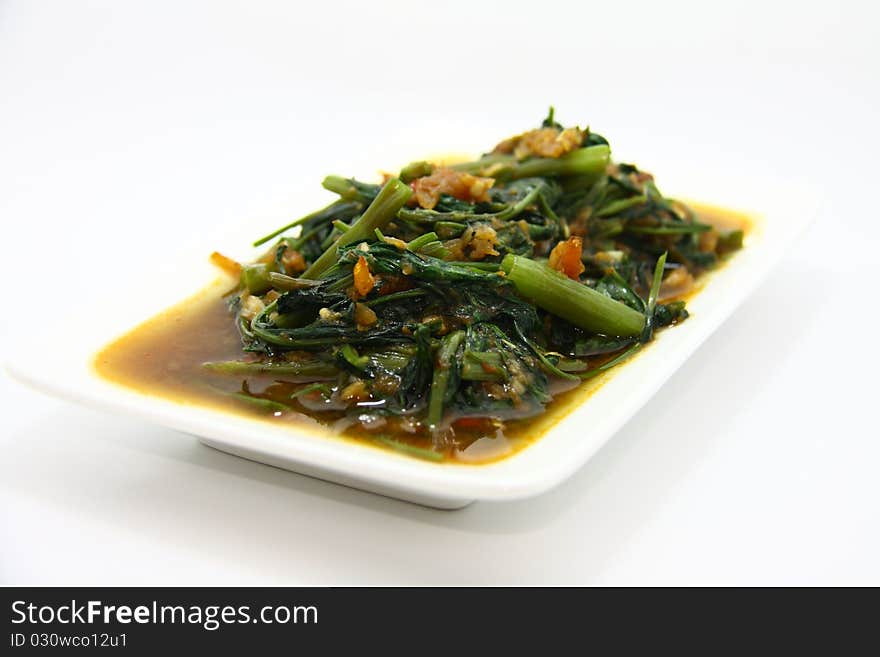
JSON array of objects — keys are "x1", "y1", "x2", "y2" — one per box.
[{"x1": 94, "y1": 204, "x2": 752, "y2": 464}]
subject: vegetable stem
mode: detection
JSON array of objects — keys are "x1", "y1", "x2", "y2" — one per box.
[
  {"x1": 427, "y1": 330, "x2": 465, "y2": 429},
  {"x1": 501, "y1": 254, "x2": 645, "y2": 337},
  {"x1": 406, "y1": 232, "x2": 440, "y2": 252},
  {"x1": 641, "y1": 252, "x2": 667, "y2": 342},
  {"x1": 252, "y1": 200, "x2": 360, "y2": 247},
  {"x1": 203, "y1": 360, "x2": 338, "y2": 378},
  {"x1": 373, "y1": 436, "x2": 443, "y2": 461},
  {"x1": 502, "y1": 145, "x2": 610, "y2": 181},
  {"x1": 461, "y1": 351, "x2": 505, "y2": 381},
  {"x1": 454, "y1": 146, "x2": 610, "y2": 182},
  {"x1": 579, "y1": 343, "x2": 643, "y2": 380},
  {"x1": 302, "y1": 178, "x2": 412, "y2": 279}
]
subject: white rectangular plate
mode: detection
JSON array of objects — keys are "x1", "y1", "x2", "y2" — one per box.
[{"x1": 5, "y1": 167, "x2": 815, "y2": 509}]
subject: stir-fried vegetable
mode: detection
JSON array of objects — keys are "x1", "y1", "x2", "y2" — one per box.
[{"x1": 207, "y1": 109, "x2": 742, "y2": 457}]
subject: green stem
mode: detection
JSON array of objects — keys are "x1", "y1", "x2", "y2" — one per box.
[
  {"x1": 399, "y1": 160, "x2": 434, "y2": 183},
  {"x1": 515, "y1": 328, "x2": 579, "y2": 381},
  {"x1": 406, "y1": 232, "x2": 440, "y2": 252},
  {"x1": 450, "y1": 153, "x2": 515, "y2": 175},
  {"x1": 500, "y1": 254, "x2": 645, "y2": 337},
  {"x1": 641, "y1": 252, "x2": 667, "y2": 342},
  {"x1": 285, "y1": 224, "x2": 325, "y2": 251},
  {"x1": 579, "y1": 343, "x2": 643, "y2": 380},
  {"x1": 240, "y1": 263, "x2": 272, "y2": 294},
  {"x1": 363, "y1": 289, "x2": 427, "y2": 307},
  {"x1": 396, "y1": 184, "x2": 542, "y2": 224},
  {"x1": 625, "y1": 224, "x2": 711, "y2": 235},
  {"x1": 373, "y1": 436, "x2": 443, "y2": 462},
  {"x1": 451, "y1": 146, "x2": 609, "y2": 185},
  {"x1": 289, "y1": 383, "x2": 332, "y2": 399},
  {"x1": 229, "y1": 392, "x2": 296, "y2": 413},
  {"x1": 302, "y1": 178, "x2": 412, "y2": 279},
  {"x1": 504, "y1": 145, "x2": 610, "y2": 181},
  {"x1": 252, "y1": 200, "x2": 360, "y2": 247},
  {"x1": 427, "y1": 330, "x2": 465, "y2": 429},
  {"x1": 596, "y1": 194, "x2": 647, "y2": 217},
  {"x1": 267, "y1": 272, "x2": 322, "y2": 291},
  {"x1": 435, "y1": 221, "x2": 467, "y2": 238},
  {"x1": 202, "y1": 360, "x2": 338, "y2": 378},
  {"x1": 646, "y1": 252, "x2": 667, "y2": 316},
  {"x1": 461, "y1": 351, "x2": 505, "y2": 381},
  {"x1": 446, "y1": 261, "x2": 502, "y2": 272},
  {"x1": 321, "y1": 176, "x2": 380, "y2": 203}
]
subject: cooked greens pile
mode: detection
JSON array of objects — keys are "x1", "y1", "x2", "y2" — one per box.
[{"x1": 205, "y1": 109, "x2": 743, "y2": 457}]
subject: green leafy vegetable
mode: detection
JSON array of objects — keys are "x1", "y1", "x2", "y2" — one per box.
[{"x1": 206, "y1": 108, "x2": 744, "y2": 461}]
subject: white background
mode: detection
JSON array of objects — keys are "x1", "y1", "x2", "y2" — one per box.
[{"x1": 1, "y1": 0, "x2": 878, "y2": 584}]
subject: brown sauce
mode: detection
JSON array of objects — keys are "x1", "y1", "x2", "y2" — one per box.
[{"x1": 94, "y1": 203, "x2": 753, "y2": 464}]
